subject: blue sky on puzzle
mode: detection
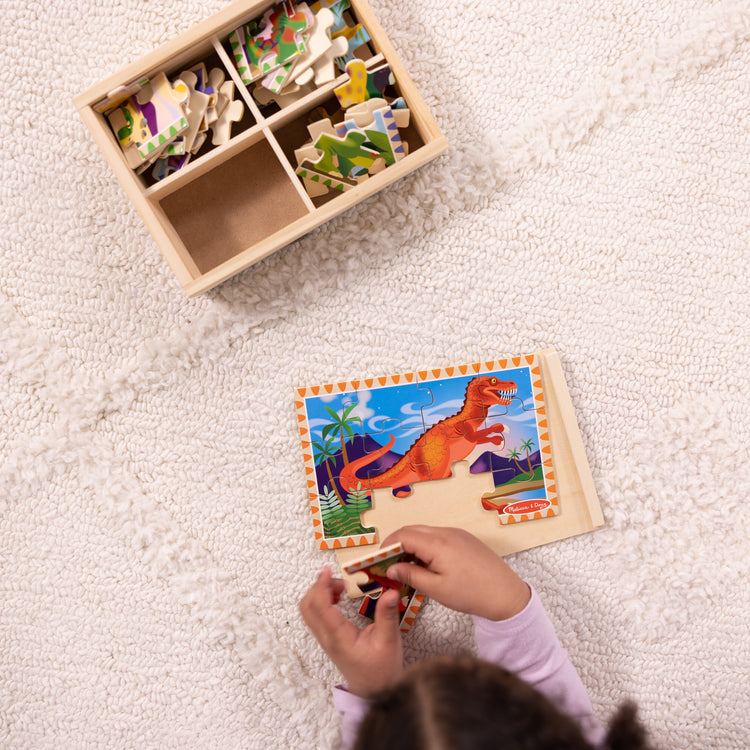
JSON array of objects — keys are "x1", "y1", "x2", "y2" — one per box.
[{"x1": 304, "y1": 366, "x2": 542, "y2": 457}]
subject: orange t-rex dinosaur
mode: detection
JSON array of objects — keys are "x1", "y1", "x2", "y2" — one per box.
[{"x1": 338, "y1": 375, "x2": 517, "y2": 497}]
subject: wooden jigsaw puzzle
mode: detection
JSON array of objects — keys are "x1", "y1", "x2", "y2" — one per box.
[
  {"x1": 296, "y1": 352, "x2": 560, "y2": 551},
  {"x1": 296, "y1": 349, "x2": 604, "y2": 628}
]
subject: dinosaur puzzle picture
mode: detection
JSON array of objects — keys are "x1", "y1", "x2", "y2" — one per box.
[{"x1": 295, "y1": 356, "x2": 560, "y2": 549}]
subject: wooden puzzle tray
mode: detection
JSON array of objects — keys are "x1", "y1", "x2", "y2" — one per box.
[
  {"x1": 294, "y1": 349, "x2": 604, "y2": 598},
  {"x1": 74, "y1": 0, "x2": 448, "y2": 296}
]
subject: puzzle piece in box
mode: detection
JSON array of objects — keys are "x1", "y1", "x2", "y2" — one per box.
[
  {"x1": 134, "y1": 74, "x2": 189, "y2": 160},
  {"x1": 333, "y1": 60, "x2": 391, "y2": 108},
  {"x1": 108, "y1": 100, "x2": 151, "y2": 168},
  {"x1": 332, "y1": 19, "x2": 371, "y2": 71},
  {"x1": 107, "y1": 73, "x2": 189, "y2": 168},
  {"x1": 175, "y1": 70, "x2": 211, "y2": 154},
  {"x1": 339, "y1": 97, "x2": 388, "y2": 129},
  {"x1": 294, "y1": 144, "x2": 329, "y2": 197},
  {"x1": 186, "y1": 62, "x2": 214, "y2": 100},
  {"x1": 311, "y1": 34, "x2": 349, "y2": 84},
  {"x1": 289, "y1": 7, "x2": 335, "y2": 85},
  {"x1": 228, "y1": 23, "x2": 260, "y2": 85},
  {"x1": 296, "y1": 162, "x2": 358, "y2": 192},
  {"x1": 309, "y1": 130, "x2": 379, "y2": 178},
  {"x1": 307, "y1": 117, "x2": 338, "y2": 142},
  {"x1": 206, "y1": 68, "x2": 226, "y2": 103},
  {"x1": 151, "y1": 153, "x2": 189, "y2": 181},
  {"x1": 228, "y1": 1, "x2": 311, "y2": 85},
  {"x1": 355, "y1": 105, "x2": 405, "y2": 166},
  {"x1": 253, "y1": 80, "x2": 314, "y2": 108},
  {"x1": 252, "y1": 3, "x2": 312, "y2": 76},
  {"x1": 310, "y1": 0, "x2": 350, "y2": 33},
  {"x1": 209, "y1": 81, "x2": 244, "y2": 146},
  {"x1": 94, "y1": 78, "x2": 148, "y2": 114}
]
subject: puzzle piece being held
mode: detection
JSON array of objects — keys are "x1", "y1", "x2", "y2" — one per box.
[{"x1": 342, "y1": 542, "x2": 426, "y2": 634}]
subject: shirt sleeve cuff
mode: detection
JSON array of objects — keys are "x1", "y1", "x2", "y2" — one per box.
[{"x1": 332, "y1": 685, "x2": 371, "y2": 749}]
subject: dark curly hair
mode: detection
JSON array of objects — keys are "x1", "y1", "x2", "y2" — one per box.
[{"x1": 353, "y1": 656, "x2": 654, "y2": 750}]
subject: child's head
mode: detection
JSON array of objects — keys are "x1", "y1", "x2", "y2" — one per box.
[{"x1": 353, "y1": 655, "x2": 652, "y2": 750}]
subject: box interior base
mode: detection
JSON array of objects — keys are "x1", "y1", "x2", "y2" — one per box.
[{"x1": 158, "y1": 141, "x2": 309, "y2": 274}]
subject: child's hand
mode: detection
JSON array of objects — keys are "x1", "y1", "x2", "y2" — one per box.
[
  {"x1": 382, "y1": 525, "x2": 531, "y2": 621},
  {"x1": 299, "y1": 566, "x2": 404, "y2": 698}
]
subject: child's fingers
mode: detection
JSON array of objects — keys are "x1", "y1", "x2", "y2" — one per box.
[
  {"x1": 386, "y1": 560, "x2": 438, "y2": 594},
  {"x1": 299, "y1": 568, "x2": 356, "y2": 646},
  {"x1": 382, "y1": 525, "x2": 441, "y2": 565},
  {"x1": 372, "y1": 588, "x2": 402, "y2": 644}
]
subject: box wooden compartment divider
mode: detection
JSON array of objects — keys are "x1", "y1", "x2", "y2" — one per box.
[{"x1": 74, "y1": 0, "x2": 449, "y2": 296}]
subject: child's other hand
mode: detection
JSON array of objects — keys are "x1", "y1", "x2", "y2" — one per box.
[
  {"x1": 299, "y1": 566, "x2": 404, "y2": 698},
  {"x1": 382, "y1": 525, "x2": 530, "y2": 621}
]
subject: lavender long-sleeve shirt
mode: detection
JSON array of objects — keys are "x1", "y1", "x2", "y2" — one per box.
[{"x1": 333, "y1": 587, "x2": 606, "y2": 749}]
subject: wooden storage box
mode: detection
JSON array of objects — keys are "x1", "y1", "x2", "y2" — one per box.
[{"x1": 74, "y1": 0, "x2": 448, "y2": 296}]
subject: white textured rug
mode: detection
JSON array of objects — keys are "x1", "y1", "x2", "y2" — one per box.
[{"x1": 2, "y1": 0, "x2": 749, "y2": 747}]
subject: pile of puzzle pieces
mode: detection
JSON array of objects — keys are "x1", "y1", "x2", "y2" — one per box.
[
  {"x1": 294, "y1": 59, "x2": 410, "y2": 197},
  {"x1": 228, "y1": 0, "x2": 370, "y2": 104},
  {"x1": 99, "y1": 63, "x2": 245, "y2": 181}
]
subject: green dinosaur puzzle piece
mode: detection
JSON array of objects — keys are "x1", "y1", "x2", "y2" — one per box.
[{"x1": 312, "y1": 130, "x2": 379, "y2": 178}]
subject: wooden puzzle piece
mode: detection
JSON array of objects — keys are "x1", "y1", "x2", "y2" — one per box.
[
  {"x1": 186, "y1": 62, "x2": 213, "y2": 99},
  {"x1": 331, "y1": 19, "x2": 370, "y2": 70},
  {"x1": 175, "y1": 70, "x2": 211, "y2": 154},
  {"x1": 253, "y1": 80, "x2": 314, "y2": 108},
  {"x1": 357, "y1": 587, "x2": 425, "y2": 634},
  {"x1": 133, "y1": 74, "x2": 189, "y2": 161},
  {"x1": 312, "y1": 34, "x2": 349, "y2": 84},
  {"x1": 339, "y1": 97, "x2": 388, "y2": 128},
  {"x1": 206, "y1": 67, "x2": 226, "y2": 106},
  {"x1": 334, "y1": 105, "x2": 405, "y2": 167},
  {"x1": 307, "y1": 117, "x2": 338, "y2": 142},
  {"x1": 290, "y1": 7, "x2": 335, "y2": 85},
  {"x1": 295, "y1": 162, "x2": 358, "y2": 192},
  {"x1": 310, "y1": 130, "x2": 379, "y2": 178},
  {"x1": 294, "y1": 144, "x2": 329, "y2": 197},
  {"x1": 94, "y1": 78, "x2": 148, "y2": 114},
  {"x1": 151, "y1": 153, "x2": 189, "y2": 181},
  {"x1": 228, "y1": 1, "x2": 311, "y2": 86},
  {"x1": 333, "y1": 60, "x2": 391, "y2": 108},
  {"x1": 250, "y1": 2, "x2": 311, "y2": 78},
  {"x1": 228, "y1": 23, "x2": 260, "y2": 85},
  {"x1": 107, "y1": 73, "x2": 189, "y2": 168},
  {"x1": 343, "y1": 542, "x2": 426, "y2": 633},
  {"x1": 310, "y1": 0, "x2": 351, "y2": 34},
  {"x1": 309, "y1": 0, "x2": 370, "y2": 71},
  {"x1": 209, "y1": 81, "x2": 244, "y2": 146},
  {"x1": 366, "y1": 105, "x2": 406, "y2": 164}
]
